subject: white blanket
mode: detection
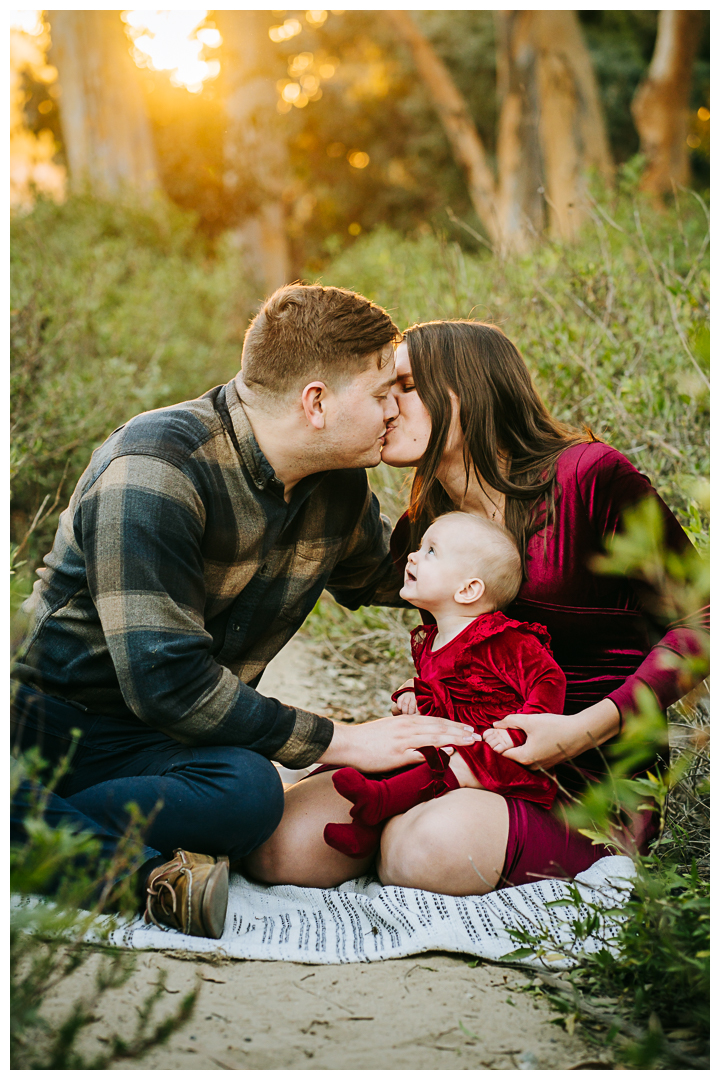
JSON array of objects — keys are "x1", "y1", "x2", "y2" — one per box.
[{"x1": 107, "y1": 855, "x2": 635, "y2": 969}]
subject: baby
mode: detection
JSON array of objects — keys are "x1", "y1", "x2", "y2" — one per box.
[{"x1": 324, "y1": 511, "x2": 567, "y2": 859}]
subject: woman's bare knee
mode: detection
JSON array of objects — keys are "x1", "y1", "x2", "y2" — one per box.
[
  {"x1": 376, "y1": 804, "x2": 437, "y2": 887},
  {"x1": 377, "y1": 789, "x2": 509, "y2": 896}
]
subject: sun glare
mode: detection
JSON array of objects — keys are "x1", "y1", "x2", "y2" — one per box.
[
  {"x1": 122, "y1": 10, "x2": 221, "y2": 93},
  {"x1": 10, "y1": 10, "x2": 44, "y2": 35}
]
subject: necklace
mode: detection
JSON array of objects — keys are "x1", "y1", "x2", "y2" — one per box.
[{"x1": 489, "y1": 495, "x2": 505, "y2": 521}]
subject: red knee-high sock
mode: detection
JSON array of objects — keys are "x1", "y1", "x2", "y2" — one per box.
[
  {"x1": 323, "y1": 751, "x2": 459, "y2": 859},
  {"x1": 332, "y1": 751, "x2": 459, "y2": 827},
  {"x1": 323, "y1": 751, "x2": 460, "y2": 859}
]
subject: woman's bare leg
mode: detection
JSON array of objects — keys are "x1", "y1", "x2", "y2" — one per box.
[
  {"x1": 243, "y1": 771, "x2": 376, "y2": 888},
  {"x1": 377, "y1": 789, "x2": 509, "y2": 896}
]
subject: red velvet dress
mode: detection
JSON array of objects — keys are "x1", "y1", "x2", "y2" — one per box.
[
  {"x1": 391, "y1": 442, "x2": 710, "y2": 884},
  {"x1": 402, "y1": 613, "x2": 566, "y2": 809}
]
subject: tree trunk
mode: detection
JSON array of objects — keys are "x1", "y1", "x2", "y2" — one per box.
[
  {"x1": 389, "y1": 10, "x2": 612, "y2": 252},
  {"x1": 387, "y1": 9, "x2": 500, "y2": 247},
  {"x1": 49, "y1": 11, "x2": 159, "y2": 197},
  {"x1": 631, "y1": 10, "x2": 705, "y2": 199},
  {"x1": 531, "y1": 11, "x2": 614, "y2": 242},
  {"x1": 494, "y1": 11, "x2": 545, "y2": 253},
  {"x1": 216, "y1": 10, "x2": 291, "y2": 295}
]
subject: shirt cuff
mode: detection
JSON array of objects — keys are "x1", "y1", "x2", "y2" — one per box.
[{"x1": 273, "y1": 708, "x2": 334, "y2": 769}]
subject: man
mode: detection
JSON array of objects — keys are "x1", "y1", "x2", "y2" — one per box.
[{"x1": 11, "y1": 285, "x2": 470, "y2": 938}]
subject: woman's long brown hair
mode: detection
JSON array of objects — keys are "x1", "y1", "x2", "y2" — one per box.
[{"x1": 404, "y1": 320, "x2": 595, "y2": 571}]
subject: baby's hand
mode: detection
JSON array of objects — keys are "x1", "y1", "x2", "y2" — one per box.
[
  {"x1": 398, "y1": 692, "x2": 418, "y2": 715},
  {"x1": 482, "y1": 727, "x2": 515, "y2": 754},
  {"x1": 390, "y1": 679, "x2": 418, "y2": 715}
]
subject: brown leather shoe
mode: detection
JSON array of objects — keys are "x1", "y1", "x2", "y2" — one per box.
[{"x1": 144, "y1": 849, "x2": 229, "y2": 939}]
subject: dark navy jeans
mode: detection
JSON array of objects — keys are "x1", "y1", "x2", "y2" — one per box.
[{"x1": 10, "y1": 683, "x2": 285, "y2": 872}]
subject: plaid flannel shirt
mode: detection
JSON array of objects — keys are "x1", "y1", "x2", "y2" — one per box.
[{"x1": 14, "y1": 379, "x2": 403, "y2": 768}]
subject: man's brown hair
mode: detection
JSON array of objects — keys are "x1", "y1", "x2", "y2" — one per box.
[{"x1": 241, "y1": 284, "x2": 400, "y2": 396}]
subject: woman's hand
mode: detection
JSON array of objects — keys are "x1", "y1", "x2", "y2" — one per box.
[
  {"x1": 487, "y1": 699, "x2": 621, "y2": 771},
  {"x1": 390, "y1": 679, "x2": 417, "y2": 715},
  {"x1": 318, "y1": 714, "x2": 482, "y2": 773}
]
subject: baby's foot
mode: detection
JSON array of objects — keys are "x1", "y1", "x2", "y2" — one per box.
[
  {"x1": 332, "y1": 757, "x2": 458, "y2": 827},
  {"x1": 323, "y1": 820, "x2": 382, "y2": 859},
  {"x1": 332, "y1": 768, "x2": 388, "y2": 826}
]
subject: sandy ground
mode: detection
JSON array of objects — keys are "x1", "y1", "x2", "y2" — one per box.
[
  {"x1": 54, "y1": 636, "x2": 612, "y2": 1070},
  {"x1": 51, "y1": 948, "x2": 605, "y2": 1071}
]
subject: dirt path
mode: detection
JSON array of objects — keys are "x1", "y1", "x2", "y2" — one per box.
[
  {"x1": 70, "y1": 635, "x2": 607, "y2": 1069},
  {"x1": 78, "y1": 949, "x2": 595, "y2": 1070}
]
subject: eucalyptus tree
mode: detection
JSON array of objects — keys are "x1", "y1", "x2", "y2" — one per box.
[{"x1": 49, "y1": 10, "x2": 159, "y2": 198}]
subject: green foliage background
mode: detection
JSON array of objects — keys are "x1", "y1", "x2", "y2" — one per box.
[
  {"x1": 10, "y1": 195, "x2": 257, "y2": 565},
  {"x1": 11, "y1": 181, "x2": 708, "y2": 580}
]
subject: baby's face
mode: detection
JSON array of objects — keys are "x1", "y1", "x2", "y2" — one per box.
[{"x1": 400, "y1": 519, "x2": 476, "y2": 610}]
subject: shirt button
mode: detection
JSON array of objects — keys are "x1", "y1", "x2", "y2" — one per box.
[{"x1": 232, "y1": 623, "x2": 240, "y2": 632}]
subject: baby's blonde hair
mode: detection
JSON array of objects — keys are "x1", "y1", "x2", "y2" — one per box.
[{"x1": 433, "y1": 511, "x2": 522, "y2": 610}]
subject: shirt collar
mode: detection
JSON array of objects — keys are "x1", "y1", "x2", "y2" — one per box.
[
  {"x1": 225, "y1": 378, "x2": 278, "y2": 491},
  {"x1": 225, "y1": 378, "x2": 328, "y2": 504}
]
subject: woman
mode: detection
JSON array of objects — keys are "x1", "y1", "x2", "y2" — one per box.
[{"x1": 245, "y1": 321, "x2": 708, "y2": 895}]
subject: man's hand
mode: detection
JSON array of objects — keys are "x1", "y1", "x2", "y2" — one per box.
[
  {"x1": 318, "y1": 714, "x2": 482, "y2": 773},
  {"x1": 487, "y1": 699, "x2": 621, "y2": 771},
  {"x1": 390, "y1": 679, "x2": 417, "y2": 715}
]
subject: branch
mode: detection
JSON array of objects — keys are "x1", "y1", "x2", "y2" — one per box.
[
  {"x1": 387, "y1": 11, "x2": 499, "y2": 245},
  {"x1": 13, "y1": 459, "x2": 71, "y2": 563}
]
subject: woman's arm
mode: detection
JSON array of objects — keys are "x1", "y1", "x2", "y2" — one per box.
[
  {"x1": 577, "y1": 445, "x2": 709, "y2": 722},
  {"x1": 490, "y1": 697, "x2": 621, "y2": 770}
]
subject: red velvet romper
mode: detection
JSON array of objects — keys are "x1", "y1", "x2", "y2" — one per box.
[{"x1": 401, "y1": 613, "x2": 566, "y2": 809}]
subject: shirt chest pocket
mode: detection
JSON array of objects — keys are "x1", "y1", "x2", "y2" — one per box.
[{"x1": 278, "y1": 538, "x2": 344, "y2": 626}]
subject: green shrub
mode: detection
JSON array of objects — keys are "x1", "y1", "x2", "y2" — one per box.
[
  {"x1": 511, "y1": 857, "x2": 709, "y2": 1069},
  {"x1": 11, "y1": 193, "x2": 256, "y2": 566},
  {"x1": 589, "y1": 860, "x2": 709, "y2": 1064},
  {"x1": 11, "y1": 750, "x2": 198, "y2": 1068}
]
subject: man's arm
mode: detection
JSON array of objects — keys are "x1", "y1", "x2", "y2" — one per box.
[
  {"x1": 82, "y1": 454, "x2": 333, "y2": 767},
  {"x1": 324, "y1": 485, "x2": 406, "y2": 609}
]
